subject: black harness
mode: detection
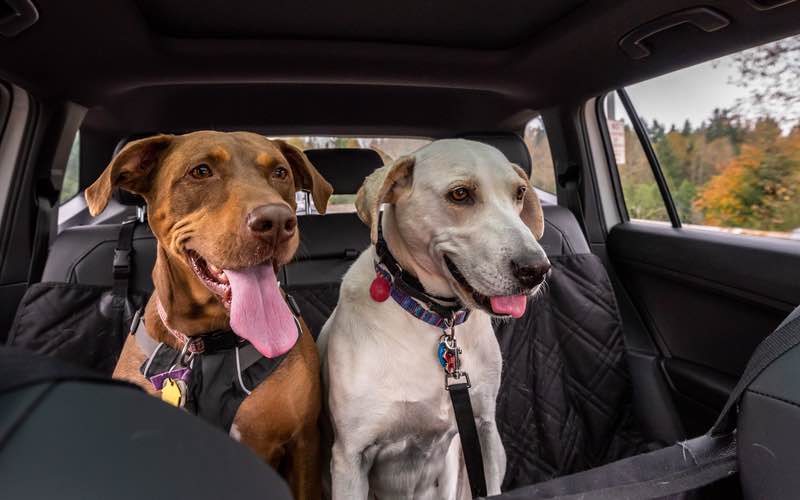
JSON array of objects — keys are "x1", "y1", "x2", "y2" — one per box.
[{"x1": 137, "y1": 298, "x2": 302, "y2": 433}]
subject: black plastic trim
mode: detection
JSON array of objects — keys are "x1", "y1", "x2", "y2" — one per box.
[
  {"x1": 746, "y1": 0, "x2": 797, "y2": 11},
  {"x1": 595, "y1": 93, "x2": 629, "y2": 224},
  {"x1": 0, "y1": 0, "x2": 38, "y2": 37},
  {"x1": 617, "y1": 89, "x2": 682, "y2": 228}
]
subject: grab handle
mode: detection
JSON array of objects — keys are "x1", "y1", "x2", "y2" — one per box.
[{"x1": 619, "y1": 7, "x2": 730, "y2": 60}]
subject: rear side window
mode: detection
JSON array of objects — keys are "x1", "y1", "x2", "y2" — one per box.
[
  {"x1": 59, "y1": 132, "x2": 80, "y2": 204},
  {"x1": 611, "y1": 33, "x2": 800, "y2": 240},
  {"x1": 277, "y1": 136, "x2": 430, "y2": 214},
  {"x1": 523, "y1": 116, "x2": 556, "y2": 194}
]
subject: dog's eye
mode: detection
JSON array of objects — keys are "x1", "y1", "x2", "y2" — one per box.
[
  {"x1": 516, "y1": 186, "x2": 527, "y2": 202},
  {"x1": 448, "y1": 187, "x2": 471, "y2": 204},
  {"x1": 272, "y1": 166, "x2": 289, "y2": 180},
  {"x1": 190, "y1": 164, "x2": 213, "y2": 179}
]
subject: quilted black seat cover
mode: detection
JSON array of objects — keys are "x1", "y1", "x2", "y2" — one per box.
[{"x1": 494, "y1": 253, "x2": 648, "y2": 489}]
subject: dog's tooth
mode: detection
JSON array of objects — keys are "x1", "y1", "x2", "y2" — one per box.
[{"x1": 218, "y1": 272, "x2": 229, "y2": 284}]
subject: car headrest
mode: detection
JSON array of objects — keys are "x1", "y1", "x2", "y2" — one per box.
[
  {"x1": 459, "y1": 133, "x2": 532, "y2": 175},
  {"x1": 304, "y1": 148, "x2": 384, "y2": 194}
]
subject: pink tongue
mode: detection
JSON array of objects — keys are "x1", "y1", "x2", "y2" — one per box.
[
  {"x1": 490, "y1": 295, "x2": 528, "y2": 318},
  {"x1": 224, "y1": 263, "x2": 297, "y2": 358}
]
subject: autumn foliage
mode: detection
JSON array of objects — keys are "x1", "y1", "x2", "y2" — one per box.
[
  {"x1": 695, "y1": 120, "x2": 800, "y2": 231},
  {"x1": 618, "y1": 110, "x2": 800, "y2": 235}
]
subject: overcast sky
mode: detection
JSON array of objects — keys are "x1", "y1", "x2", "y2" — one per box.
[{"x1": 623, "y1": 56, "x2": 749, "y2": 129}]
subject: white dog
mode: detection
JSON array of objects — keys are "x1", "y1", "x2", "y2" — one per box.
[{"x1": 318, "y1": 139, "x2": 550, "y2": 499}]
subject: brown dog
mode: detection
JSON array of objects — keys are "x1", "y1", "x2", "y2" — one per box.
[{"x1": 85, "y1": 131, "x2": 332, "y2": 500}]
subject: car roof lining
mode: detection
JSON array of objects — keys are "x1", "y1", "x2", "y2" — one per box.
[{"x1": 0, "y1": 0, "x2": 799, "y2": 138}]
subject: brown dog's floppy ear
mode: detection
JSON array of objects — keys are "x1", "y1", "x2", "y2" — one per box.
[
  {"x1": 356, "y1": 155, "x2": 415, "y2": 243},
  {"x1": 512, "y1": 164, "x2": 545, "y2": 240},
  {"x1": 274, "y1": 140, "x2": 334, "y2": 214},
  {"x1": 84, "y1": 134, "x2": 174, "y2": 217}
]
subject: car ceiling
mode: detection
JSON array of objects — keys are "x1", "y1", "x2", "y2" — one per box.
[{"x1": 1, "y1": 0, "x2": 800, "y2": 136}]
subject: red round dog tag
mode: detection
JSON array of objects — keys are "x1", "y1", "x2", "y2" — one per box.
[{"x1": 370, "y1": 275, "x2": 390, "y2": 302}]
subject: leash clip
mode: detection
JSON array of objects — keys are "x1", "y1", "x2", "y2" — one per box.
[{"x1": 440, "y1": 314, "x2": 470, "y2": 389}]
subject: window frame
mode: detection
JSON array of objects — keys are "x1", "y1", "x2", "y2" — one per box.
[{"x1": 599, "y1": 89, "x2": 683, "y2": 228}]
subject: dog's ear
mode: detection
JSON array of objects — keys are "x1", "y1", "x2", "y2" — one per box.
[
  {"x1": 511, "y1": 164, "x2": 545, "y2": 240},
  {"x1": 274, "y1": 140, "x2": 334, "y2": 214},
  {"x1": 356, "y1": 155, "x2": 415, "y2": 243},
  {"x1": 84, "y1": 134, "x2": 174, "y2": 217}
]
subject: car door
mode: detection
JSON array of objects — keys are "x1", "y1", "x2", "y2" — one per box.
[{"x1": 596, "y1": 34, "x2": 800, "y2": 436}]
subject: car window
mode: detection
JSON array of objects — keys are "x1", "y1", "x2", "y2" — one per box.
[
  {"x1": 274, "y1": 136, "x2": 430, "y2": 215},
  {"x1": 604, "y1": 93, "x2": 671, "y2": 223},
  {"x1": 59, "y1": 132, "x2": 80, "y2": 204},
  {"x1": 620, "y1": 33, "x2": 800, "y2": 240},
  {"x1": 523, "y1": 116, "x2": 556, "y2": 194}
]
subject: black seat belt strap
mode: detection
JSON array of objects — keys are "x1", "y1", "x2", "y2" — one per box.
[
  {"x1": 112, "y1": 218, "x2": 138, "y2": 339},
  {"x1": 26, "y1": 190, "x2": 56, "y2": 285},
  {"x1": 557, "y1": 162, "x2": 586, "y2": 236},
  {"x1": 449, "y1": 383, "x2": 487, "y2": 498}
]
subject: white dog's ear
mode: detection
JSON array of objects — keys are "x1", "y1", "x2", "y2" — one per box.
[
  {"x1": 356, "y1": 155, "x2": 415, "y2": 243},
  {"x1": 512, "y1": 164, "x2": 545, "y2": 240},
  {"x1": 85, "y1": 134, "x2": 174, "y2": 217}
]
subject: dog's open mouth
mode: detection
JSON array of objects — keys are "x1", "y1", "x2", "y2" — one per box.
[
  {"x1": 185, "y1": 249, "x2": 297, "y2": 358},
  {"x1": 187, "y1": 250, "x2": 232, "y2": 307},
  {"x1": 444, "y1": 255, "x2": 529, "y2": 319}
]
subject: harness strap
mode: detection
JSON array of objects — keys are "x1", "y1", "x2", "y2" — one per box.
[{"x1": 449, "y1": 382, "x2": 487, "y2": 498}]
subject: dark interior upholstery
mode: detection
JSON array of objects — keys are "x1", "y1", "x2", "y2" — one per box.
[{"x1": 304, "y1": 148, "x2": 383, "y2": 194}]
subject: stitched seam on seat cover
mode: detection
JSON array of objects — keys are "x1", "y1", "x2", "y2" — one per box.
[{"x1": 556, "y1": 264, "x2": 617, "y2": 317}]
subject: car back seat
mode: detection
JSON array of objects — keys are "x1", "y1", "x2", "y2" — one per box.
[{"x1": 36, "y1": 137, "x2": 649, "y2": 490}]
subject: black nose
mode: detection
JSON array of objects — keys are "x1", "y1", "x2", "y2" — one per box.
[
  {"x1": 511, "y1": 256, "x2": 551, "y2": 288},
  {"x1": 246, "y1": 204, "x2": 297, "y2": 242}
]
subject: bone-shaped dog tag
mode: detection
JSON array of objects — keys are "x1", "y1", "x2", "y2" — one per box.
[{"x1": 161, "y1": 378, "x2": 187, "y2": 407}]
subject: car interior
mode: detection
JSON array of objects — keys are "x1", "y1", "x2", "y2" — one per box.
[{"x1": 2, "y1": 1, "x2": 800, "y2": 498}]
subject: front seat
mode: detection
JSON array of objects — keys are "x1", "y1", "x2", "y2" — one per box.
[{"x1": 0, "y1": 346, "x2": 292, "y2": 500}]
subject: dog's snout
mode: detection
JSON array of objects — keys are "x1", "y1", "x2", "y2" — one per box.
[
  {"x1": 246, "y1": 204, "x2": 297, "y2": 242},
  {"x1": 511, "y1": 256, "x2": 551, "y2": 288}
]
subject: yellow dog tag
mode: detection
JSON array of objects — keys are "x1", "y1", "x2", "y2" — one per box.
[{"x1": 161, "y1": 378, "x2": 185, "y2": 407}]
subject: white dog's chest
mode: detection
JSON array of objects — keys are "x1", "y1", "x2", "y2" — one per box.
[{"x1": 367, "y1": 396, "x2": 460, "y2": 498}]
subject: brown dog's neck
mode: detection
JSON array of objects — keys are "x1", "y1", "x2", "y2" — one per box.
[
  {"x1": 380, "y1": 207, "x2": 456, "y2": 300},
  {"x1": 147, "y1": 244, "x2": 230, "y2": 344}
]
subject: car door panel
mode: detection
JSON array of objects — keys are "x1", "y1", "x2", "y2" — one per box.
[{"x1": 608, "y1": 222, "x2": 800, "y2": 432}]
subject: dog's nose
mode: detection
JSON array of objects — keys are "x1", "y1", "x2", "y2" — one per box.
[
  {"x1": 246, "y1": 204, "x2": 297, "y2": 242},
  {"x1": 511, "y1": 257, "x2": 551, "y2": 288}
]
